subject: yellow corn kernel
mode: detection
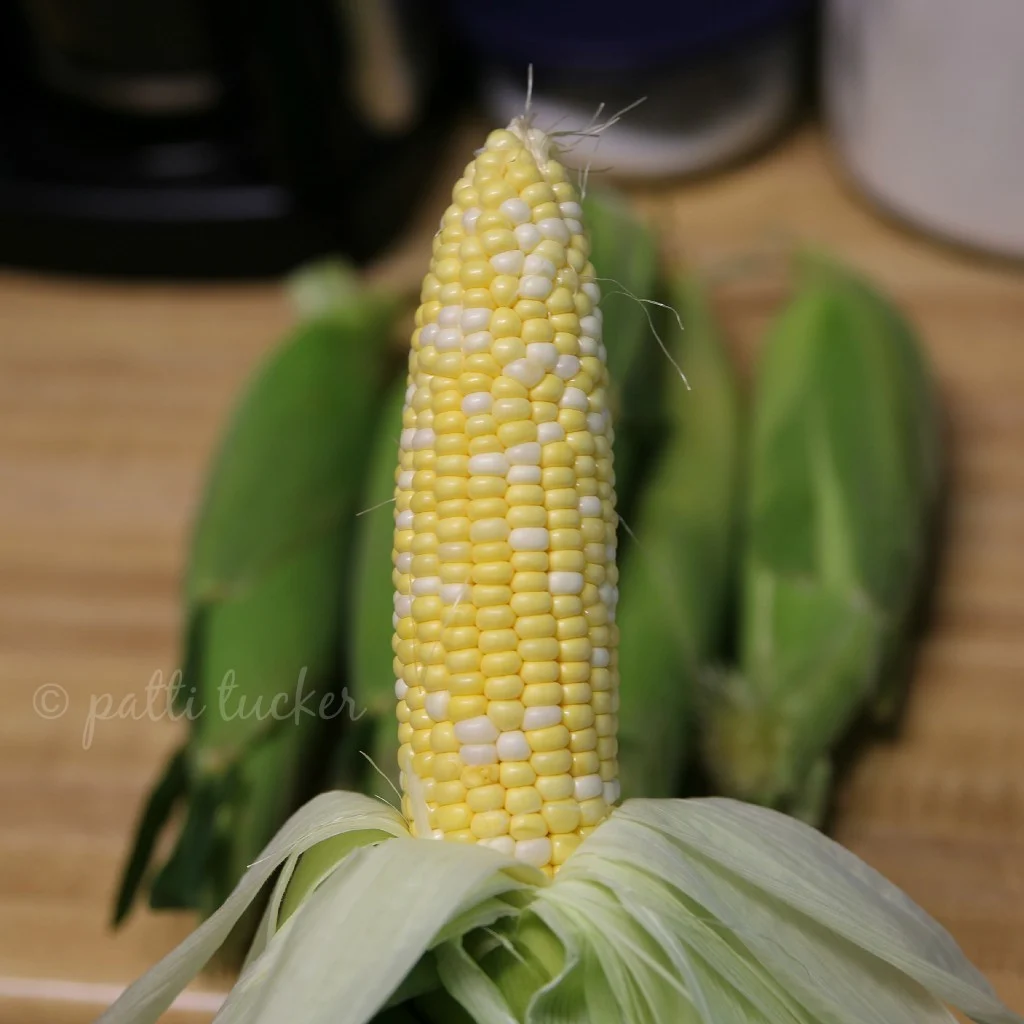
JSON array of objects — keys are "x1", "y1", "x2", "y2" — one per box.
[
  {"x1": 466, "y1": 784, "x2": 506, "y2": 813},
  {"x1": 534, "y1": 774, "x2": 574, "y2": 801},
  {"x1": 505, "y1": 786, "x2": 543, "y2": 815},
  {"x1": 471, "y1": 810, "x2": 511, "y2": 839},
  {"x1": 509, "y1": 813, "x2": 547, "y2": 840}
]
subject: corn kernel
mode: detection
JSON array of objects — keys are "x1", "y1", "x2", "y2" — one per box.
[
  {"x1": 509, "y1": 813, "x2": 547, "y2": 840},
  {"x1": 534, "y1": 774, "x2": 574, "y2": 801},
  {"x1": 466, "y1": 784, "x2": 506, "y2": 813},
  {"x1": 505, "y1": 786, "x2": 542, "y2": 815}
]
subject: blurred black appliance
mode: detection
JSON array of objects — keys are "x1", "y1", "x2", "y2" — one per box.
[{"x1": 0, "y1": 0, "x2": 458, "y2": 278}]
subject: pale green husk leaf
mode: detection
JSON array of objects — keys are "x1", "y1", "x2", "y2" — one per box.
[
  {"x1": 99, "y1": 796, "x2": 1022, "y2": 1024},
  {"x1": 98, "y1": 792, "x2": 409, "y2": 1024}
]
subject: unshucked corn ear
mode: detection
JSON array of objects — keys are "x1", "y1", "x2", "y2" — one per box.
[
  {"x1": 581, "y1": 191, "x2": 662, "y2": 521},
  {"x1": 616, "y1": 276, "x2": 742, "y2": 800},
  {"x1": 100, "y1": 125, "x2": 1016, "y2": 1024},
  {"x1": 341, "y1": 372, "x2": 408, "y2": 801},
  {"x1": 114, "y1": 272, "x2": 399, "y2": 928},
  {"x1": 700, "y1": 253, "x2": 943, "y2": 823}
]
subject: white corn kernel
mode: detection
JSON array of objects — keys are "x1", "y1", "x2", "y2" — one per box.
[
  {"x1": 536, "y1": 218, "x2": 570, "y2": 243},
  {"x1": 461, "y1": 307, "x2": 491, "y2": 331},
  {"x1": 523, "y1": 254, "x2": 556, "y2": 278},
  {"x1": 515, "y1": 223, "x2": 542, "y2": 251},
  {"x1": 496, "y1": 731, "x2": 531, "y2": 760},
  {"x1": 505, "y1": 358, "x2": 545, "y2": 387},
  {"x1": 554, "y1": 354, "x2": 580, "y2": 380},
  {"x1": 440, "y1": 583, "x2": 470, "y2": 605},
  {"x1": 462, "y1": 392, "x2": 493, "y2": 414},
  {"x1": 560, "y1": 388, "x2": 588, "y2": 412},
  {"x1": 480, "y1": 835, "x2": 515, "y2": 855},
  {"x1": 509, "y1": 527, "x2": 549, "y2": 551},
  {"x1": 514, "y1": 837, "x2": 553, "y2": 867},
  {"x1": 465, "y1": 330, "x2": 493, "y2": 353},
  {"x1": 460, "y1": 744, "x2": 499, "y2": 765},
  {"x1": 574, "y1": 774, "x2": 603, "y2": 801},
  {"x1": 526, "y1": 342, "x2": 559, "y2": 369},
  {"x1": 549, "y1": 571, "x2": 585, "y2": 595},
  {"x1": 519, "y1": 276, "x2": 553, "y2": 300},
  {"x1": 454, "y1": 715, "x2": 500, "y2": 744},
  {"x1": 425, "y1": 691, "x2": 450, "y2": 721},
  {"x1": 523, "y1": 705, "x2": 562, "y2": 730},
  {"x1": 500, "y1": 197, "x2": 532, "y2": 225},
  {"x1": 506, "y1": 442, "x2": 542, "y2": 465},
  {"x1": 436, "y1": 328, "x2": 461, "y2": 351},
  {"x1": 490, "y1": 250, "x2": 525, "y2": 275},
  {"x1": 507, "y1": 465, "x2": 542, "y2": 484},
  {"x1": 468, "y1": 453, "x2": 509, "y2": 475},
  {"x1": 411, "y1": 576, "x2": 440, "y2": 596}
]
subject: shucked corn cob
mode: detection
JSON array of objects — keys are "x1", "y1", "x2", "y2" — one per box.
[{"x1": 391, "y1": 123, "x2": 620, "y2": 871}]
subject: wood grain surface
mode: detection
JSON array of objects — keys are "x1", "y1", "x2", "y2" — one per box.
[{"x1": 0, "y1": 126, "x2": 1021, "y2": 1021}]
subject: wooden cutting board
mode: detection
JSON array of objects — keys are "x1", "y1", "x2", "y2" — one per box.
[{"x1": 0, "y1": 125, "x2": 1021, "y2": 1021}]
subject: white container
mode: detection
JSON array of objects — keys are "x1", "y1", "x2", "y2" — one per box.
[{"x1": 824, "y1": 0, "x2": 1024, "y2": 259}]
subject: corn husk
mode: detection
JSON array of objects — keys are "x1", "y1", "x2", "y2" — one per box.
[
  {"x1": 700, "y1": 253, "x2": 942, "y2": 822},
  {"x1": 616, "y1": 276, "x2": 742, "y2": 799},
  {"x1": 339, "y1": 371, "x2": 409, "y2": 800},
  {"x1": 98, "y1": 795, "x2": 1020, "y2": 1024},
  {"x1": 114, "y1": 268, "x2": 399, "y2": 927},
  {"x1": 581, "y1": 190, "x2": 664, "y2": 524}
]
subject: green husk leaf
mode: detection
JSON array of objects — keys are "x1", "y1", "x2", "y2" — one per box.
[
  {"x1": 98, "y1": 792, "x2": 408, "y2": 1024},
  {"x1": 346, "y1": 371, "x2": 408, "y2": 799},
  {"x1": 601, "y1": 800, "x2": 1019, "y2": 1024},
  {"x1": 582, "y1": 190, "x2": 664, "y2": 521},
  {"x1": 187, "y1": 295, "x2": 397, "y2": 602},
  {"x1": 701, "y1": 253, "x2": 942, "y2": 819},
  {"x1": 116, "y1": 288, "x2": 400, "y2": 926},
  {"x1": 616, "y1": 275, "x2": 742, "y2": 799},
  {"x1": 111, "y1": 747, "x2": 189, "y2": 925},
  {"x1": 217, "y1": 840, "x2": 537, "y2": 1024},
  {"x1": 435, "y1": 939, "x2": 518, "y2": 1024}
]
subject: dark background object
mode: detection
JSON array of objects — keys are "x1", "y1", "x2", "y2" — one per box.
[
  {"x1": 0, "y1": 0, "x2": 460, "y2": 279},
  {"x1": 448, "y1": 0, "x2": 811, "y2": 179}
]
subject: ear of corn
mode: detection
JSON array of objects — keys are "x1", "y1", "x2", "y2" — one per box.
[
  {"x1": 390, "y1": 122, "x2": 620, "y2": 872},
  {"x1": 700, "y1": 253, "x2": 942, "y2": 822},
  {"x1": 114, "y1": 285, "x2": 398, "y2": 927},
  {"x1": 615, "y1": 276, "x2": 742, "y2": 800},
  {"x1": 100, "y1": 124, "x2": 1019, "y2": 1024}
]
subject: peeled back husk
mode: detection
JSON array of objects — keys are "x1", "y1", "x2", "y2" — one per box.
[
  {"x1": 98, "y1": 795, "x2": 1020, "y2": 1024},
  {"x1": 700, "y1": 252, "x2": 942, "y2": 823}
]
